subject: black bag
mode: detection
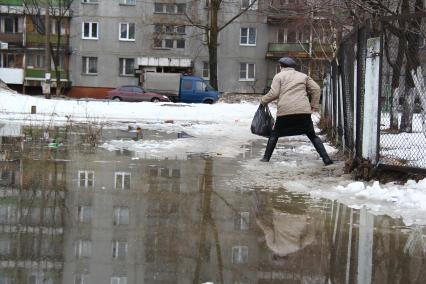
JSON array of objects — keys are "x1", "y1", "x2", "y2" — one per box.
[{"x1": 250, "y1": 104, "x2": 275, "y2": 137}]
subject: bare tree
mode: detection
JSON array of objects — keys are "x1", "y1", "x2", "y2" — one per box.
[
  {"x1": 23, "y1": 0, "x2": 72, "y2": 97},
  {"x1": 184, "y1": 0, "x2": 259, "y2": 90}
]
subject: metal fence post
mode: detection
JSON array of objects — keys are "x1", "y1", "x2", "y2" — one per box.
[{"x1": 362, "y1": 37, "x2": 381, "y2": 164}]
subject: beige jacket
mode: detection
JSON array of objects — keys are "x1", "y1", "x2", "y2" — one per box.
[{"x1": 261, "y1": 67, "x2": 321, "y2": 117}]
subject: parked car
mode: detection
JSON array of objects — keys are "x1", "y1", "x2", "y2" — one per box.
[{"x1": 106, "y1": 86, "x2": 170, "y2": 102}]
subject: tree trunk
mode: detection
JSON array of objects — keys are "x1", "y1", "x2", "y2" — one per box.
[
  {"x1": 208, "y1": 0, "x2": 219, "y2": 91},
  {"x1": 400, "y1": 0, "x2": 423, "y2": 132},
  {"x1": 389, "y1": 29, "x2": 406, "y2": 130}
]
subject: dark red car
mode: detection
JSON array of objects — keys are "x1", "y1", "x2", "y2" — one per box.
[{"x1": 106, "y1": 86, "x2": 170, "y2": 102}]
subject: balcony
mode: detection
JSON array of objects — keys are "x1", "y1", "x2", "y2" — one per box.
[
  {"x1": 0, "y1": 0, "x2": 23, "y2": 5},
  {"x1": 25, "y1": 68, "x2": 68, "y2": 81},
  {"x1": 266, "y1": 43, "x2": 334, "y2": 59},
  {"x1": 0, "y1": 67, "x2": 24, "y2": 84},
  {"x1": 0, "y1": 33, "x2": 23, "y2": 46},
  {"x1": 26, "y1": 32, "x2": 69, "y2": 46}
]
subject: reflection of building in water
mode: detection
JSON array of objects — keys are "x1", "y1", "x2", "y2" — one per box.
[
  {"x1": 62, "y1": 147, "x2": 259, "y2": 283},
  {"x1": 0, "y1": 152, "x2": 66, "y2": 283}
]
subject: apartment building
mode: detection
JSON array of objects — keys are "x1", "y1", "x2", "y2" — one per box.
[
  {"x1": 0, "y1": 0, "x2": 334, "y2": 97},
  {"x1": 0, "y1": 0, "x2": 71, "y2": 94}
]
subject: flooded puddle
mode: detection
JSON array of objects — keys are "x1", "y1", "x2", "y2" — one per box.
[{"x1": 0, "y1": 123, "x2": 425, "y2": 283}]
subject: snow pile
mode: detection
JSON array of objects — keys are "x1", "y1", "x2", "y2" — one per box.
[
  {"x1": 0, "y1": 90, "x2": 260, "y2": 124},
  {"x1": 310, "y1": 179, "x2": 426, "y2": 225}
]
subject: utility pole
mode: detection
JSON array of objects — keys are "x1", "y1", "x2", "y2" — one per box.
[{"x1": 43, "y1": 0, "x2": 51, "y2": 99}]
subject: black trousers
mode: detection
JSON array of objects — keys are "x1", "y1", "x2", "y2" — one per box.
[
  {"x1": 272, "y1": 114, "x2": 317, "y2": 140},
  {"x1": 262, "y1": 113, "x2": 331, "y2": 163}
]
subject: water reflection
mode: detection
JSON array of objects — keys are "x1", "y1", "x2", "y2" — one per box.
[{"x1": 0, "y1": 126, "x2": 425, "y2": 283}]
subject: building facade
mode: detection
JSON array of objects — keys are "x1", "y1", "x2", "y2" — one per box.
[
  {"x1": 0, "y1": 0, "x2": 334, "y2": 98},
  {"x1": 0, "y1": 0, "x2": 71, "y2": 94}
]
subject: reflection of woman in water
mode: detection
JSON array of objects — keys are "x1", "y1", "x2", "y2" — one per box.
[{"x1": 254, "y1": 191, "x2": 315, "y2": 256}]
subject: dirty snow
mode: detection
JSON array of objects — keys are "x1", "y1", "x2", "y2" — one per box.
[{"x1": 2, "y1": 90, "x2": 426, "y2": 225}]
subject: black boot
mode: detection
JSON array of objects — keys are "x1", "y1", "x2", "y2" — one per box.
[
  {"x1": 311, "y1": 137, "x2": 333, "y2": 165},
  {"x1": 260, "y1": 135, "x2": 279, "y2": 162}
]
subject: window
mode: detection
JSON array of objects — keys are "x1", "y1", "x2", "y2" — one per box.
[
  {"x1": 154, "y1": 24, "x2": 162, "y2": 33},
  {"x1": 165, "y1": 25, "x2": 174, "y2": 34},
  {"x1": 75, "y1": 274, "x2": 89, "y2": 284},
  {"x1": 119, "y1": 23, "x2": 135, "y2": 41},
  {"x1": 176, "y1": 39, "x2": 185, "y2": 49},
  {"x1": 0, "y1": 239, "x2": 11, "y2": 255},
  {"x1": 166, "y1": 4, "x2": 175, "y2": 13},
  {"x1": 164, "y1": 39, "x2": 174, "y2": 48},
  {"x1": 78, "y1": 170, "x2": 95, "y2": 187},
  {"x1": 232, "y1": 246, "x2": 248, "y2": 264},
  {"x1": 0, "y1": 276, "x2": 12, "y2": 284},
  {"x1": 82, "y1": 22, "x2": 98, "y2": 39},
  {"x1": 27, "y1": 54, "x2": 45, "y2": 68},
  {"x1": 234, "y1": 212, "x2": 249, "y2": 230},
  {"x1": 82, "y1": 57, "x2": 97, "y2": 75},
  {"x1": 122, "y1": 0, "x2": 135, "y2": 5},
  {"x1": 112, "y1": 241, "x2": 128, "y2": 259},
  {"x1": 75, "y1": 240, "x2": 92, "y2": 258},
  {"x1": 51, "y1": 19, "x2": 66, "y2": 35},
  {"x1": 0, "y1": 53, "x2": 23, "y2": 68},
  {"x1": 82, "y1": 0, "x2": 98, "y2": 3},
  {"x1": 177, "y1": 3, "x2": 186, "y2": 14},
  {"x1": 0, "y1": 205, "x2": 16, "y2": 224},
  {"x1": 182, "y1": 80, "x2": 193, "y2": 90},
  {"x1": 114, "y1": 172, "x2": 131, "y2": 189},
  {"x1": 111, "y1": 277, "x2": 127, "y2": 284},
  {"x1": 176, "y1": 25, "x2": 186, "y2": 34},
  {"x1": 240, "y1": 27, "x2": 256, "y2": 45},
  {"x1": 77, "y1": 206, "x2": 92, "y2": 224},
  {"x1": 154, "y1": 3, "x2": 164, "y2": 13},
  {"x1": 241, "y1": 0, "x2": 257, "y2": 10},
  {"x1": 239, "y1": 63, "x2": 255, "y2": 81},
  {"x1": 28, "y1": 273, "x2": 53, "y2": 284},
  {"x1": 2, "y1": 16, "x2": 22, "y2": 33},
  {"x1": 119, "y1": 58, "x2": 134, "y2": 76},
  {"x1": 195, "y1": 81, "x2": 206, "y2": 92},
  {"x1": 154, "y1": 3, "x2": 185, "y2": 14},
  {"x1": 202, "y1": 61, "x2": 209, "y2": 78},
  {"x1": 113, "y1": 207, "x2": 130, "y2": 225}
]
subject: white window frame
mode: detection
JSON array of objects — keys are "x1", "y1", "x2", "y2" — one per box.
[
  {"x1": 75, "y1": 240, "x2": 92, "y2": 258},
  {"x1": 78, "y1": 170, "x2": 95, "y2": 188},
  {"x1": 74, "y1": 274, "x2": 89, "y2": 284},
  {"x1": 122, "y1": 0, "x2": 136, "y2": 5},
  {"x1": 77, "y1": 205, "x2": 92, "y2": 224},
  {"x1": 113, "y1": 207, "x2": 130, "y2": 225},
  {"x1": 119, "y1": 22, "x2": 135, "y2": 41},
  {"x1": 112, "y1": 241, "x2": 128, "y2": 259},
  {"x1": 240, "y1": 27, "x2": 256, "y2": 46},
  {"x1": 119, "y1": 58, "x2": 134, "y2": 76},
  {"x1": 235, "y1": 211, "x2": 250, "y2": 230},
  {"x1": 241, "y1": 0, "x2": 258, "y2": 10},
  {"x1": 232, "y1": 245, "x2": 248, "y2": 264},
  {"x1": 82, "y1": 22, "x2": 98, "y2": 40},
  {"x1": 111, "y1": 277, "x2": 127, "y2": 284},
  {"x1": 51, "y1": 19, "x2": 66, "y2": 35},
  {"x1": 239, "y1": 63, "x2": 255, "y2": 81},
  {"x1": 114, "y1": 172, "x2": 131, "y2": 190},
  {"x1": 202, "y1": 61, "x2": 209, "y2": 79},
  {"x1": 82, "y1": 56, "x2": 98, "y2": 75}
]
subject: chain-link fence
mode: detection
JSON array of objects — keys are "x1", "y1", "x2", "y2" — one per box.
[
  {"x1": 323, "y1": 16, "x2": 426, "y2": 174},
  {"x1": 323, "y1": 25, "x2": 370, "y2": 161},
  {"x1": 380, "y1": 14, "x2": 426, "y2": 169}
]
